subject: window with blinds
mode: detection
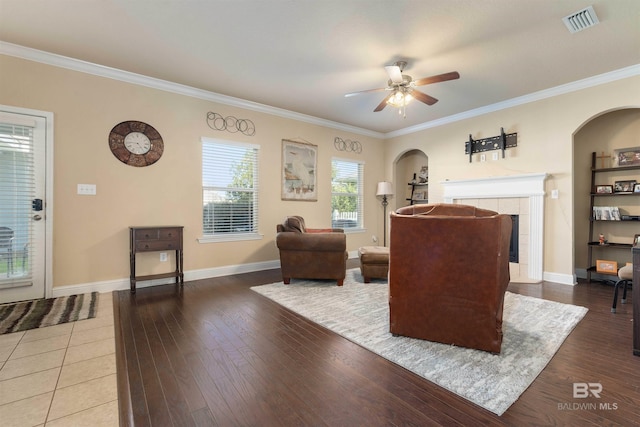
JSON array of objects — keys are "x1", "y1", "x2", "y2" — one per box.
[
  {"x1": 331, "y1": 158, "x2": 364, "y2": 230},
  {"x1": 201, "y1": 138, "x2": 260, "y2": 240},
  {"x1": 0, "y1": 122, "x2": 34, "y2": 283}
]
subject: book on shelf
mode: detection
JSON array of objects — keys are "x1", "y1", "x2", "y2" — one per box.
[{"x1": 592, "y1": 206, "x2": 621, "y2": 220}]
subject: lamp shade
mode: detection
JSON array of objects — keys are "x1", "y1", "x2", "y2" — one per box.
[{"x1": 376, "y1": 181, "x2": 393, "y2": 196}]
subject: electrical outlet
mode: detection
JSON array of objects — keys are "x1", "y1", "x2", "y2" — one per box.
[
  {"x1": 492, "y1": 152, "x2": 499, "y2": 161},
  {"x1": 372, "y1": 235, "x2": 378, "y2": 244},
  {"x1": 480, "y1": 154, "x2": 486, "y2": 162},
  {"x1": 160, "y1": 252, "x2": 168, "y2": 262}
]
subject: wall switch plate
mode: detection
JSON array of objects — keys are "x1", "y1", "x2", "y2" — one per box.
[
  {"x1": 492, "y1": 152, "x2": 499, "y2": 161},
  {"x1": 551, "y1": 189, "x2": 559, "y2": 199},
  {"x1": 480, "y1": 154, "x2": 486, "y2": 162},
  {"x1": 160, "y1": 252, "x2": 168, "y2": 262},
  {"x1": 77, "y1": 184, "x2": 96, "y2": 195}
]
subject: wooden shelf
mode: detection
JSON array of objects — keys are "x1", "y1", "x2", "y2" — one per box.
[{"x1": 587, "y1": 151, "x2": 639, "y2": 282}]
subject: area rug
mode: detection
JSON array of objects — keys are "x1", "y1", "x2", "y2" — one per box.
[
  {"x1": 251, "y1": 269, "x2": 588, "y2": 416},
  {"x1": 0, "y1": 292, "x2": 98, "y2": 334}
]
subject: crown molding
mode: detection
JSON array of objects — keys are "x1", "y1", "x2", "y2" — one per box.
[
  {"x1": 0, "y1": 41, "x2": 384, "y2": 139},
  {"x1": 386, "y1": 64, "x2": 640, "y2": 138},
  {"x1": 2, "y1": 41, "x2": 637, "y2": 141}
]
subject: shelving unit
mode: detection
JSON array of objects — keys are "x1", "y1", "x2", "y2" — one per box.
[
  {"x1": 406, "y1": 173, "x2": 428, "y2": 205},
  {"x1": 587, "y1": 152, "x2": 640, "y2": 282}
]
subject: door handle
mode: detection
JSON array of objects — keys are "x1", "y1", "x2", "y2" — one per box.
[{"x1": 33, "y1": 215, "x2": 42, "y2": 221}]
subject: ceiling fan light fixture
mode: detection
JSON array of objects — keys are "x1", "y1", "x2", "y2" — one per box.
[{"x1": 387, "y1": 90, "x2": 412, "y2": 108}]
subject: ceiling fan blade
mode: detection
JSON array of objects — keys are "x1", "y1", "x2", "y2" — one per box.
[
  {"x1": 414, "y1": 71, "x2": 460, "y2": 86},
  {"x1": 410, "y1": 89, "x2": 438, "y2": 106},
  {"x1": 344, "y1": 87, "x2": 387, "y2": 97},
  {"x1": 384, "y1": 65, "x2": 403, "y2": 84},
  {"x1": 374, "y1": 94, "x2": 393, "y2": 112}
]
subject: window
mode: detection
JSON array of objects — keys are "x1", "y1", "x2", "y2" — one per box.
[
  {"x1": 201, "y1": 138, "x2": 260, "y2": 242},
  {"x1": 331, "y1": 158, "x2": 364, "y2": 230},
  {"x1": 0, "y1": 120, "x2": 35, "y2": 283}
]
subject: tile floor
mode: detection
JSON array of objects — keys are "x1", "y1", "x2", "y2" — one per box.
[{"x1": 0, "y1": 292, "x2": 118, "y2": 427}]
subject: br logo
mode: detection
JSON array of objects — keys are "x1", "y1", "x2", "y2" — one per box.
[{"x1": 573, "y1": 383, "x2": 602, "y2": 398}]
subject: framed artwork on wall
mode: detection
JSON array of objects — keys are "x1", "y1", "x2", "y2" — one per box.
[{"x1": 282, "y1": 139, "x2": 317, "y2": 201}]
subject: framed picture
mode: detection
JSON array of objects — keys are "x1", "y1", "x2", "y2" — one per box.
[
  {"x1": 634, "y1": 183, "x2": 640, "y2": 193},
  {"x1": 596, "y1": 259, "x2": 618, "y2": 274},
  {"x1": 281, "y1": 139, "x2": 317, "y2": 201},
  {"x1": 613, "y1": 147, "x2": 640, "y2": 167},
  {"x1": 595, "y1": 185, "x2": 613, "y2": 194},
  {"x1": 614, "y1": 180, "x2": 637, "y2": 193}
]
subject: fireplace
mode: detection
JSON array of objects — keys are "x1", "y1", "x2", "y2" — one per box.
[
  {"x1": 509, "y1": 215, "x2": 519, "y2": 263},
  {"x1": 442, "y1": 173, "x2": 547, "y2": 282}
]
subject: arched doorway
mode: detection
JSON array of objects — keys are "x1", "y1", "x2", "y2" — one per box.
[
  {"x1": 393, "y1": 149, "x2": 428, "y2": 212},
  {"x1": 573, "y1": 107, "x2": 640, "y2": 280}
]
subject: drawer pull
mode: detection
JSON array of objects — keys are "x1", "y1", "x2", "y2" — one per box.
[
  {"x1": 167, "y1": 233, "x2": 172, "y2": 237},
  {"x1": 144, "y1": 244, "x2": 150, "y2": 249},
  {"x1": 167, "y1": 244, "x2": 173, "y2": 248},
  {"x1": 144, "y1": 234, "x2": 150, "y2": 238}
]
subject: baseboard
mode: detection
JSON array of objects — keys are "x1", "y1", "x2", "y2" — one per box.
[
  {"x1": 543, "y1": 271, "x2": 577, "y2": 286},
  {"x1": 52, "y1": 259, "x2": 282, "y2": 297}
]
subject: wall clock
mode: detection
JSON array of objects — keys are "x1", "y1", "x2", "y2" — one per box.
[{"x1": 108, "y1": 121, "x2": 164, "y2": 167}]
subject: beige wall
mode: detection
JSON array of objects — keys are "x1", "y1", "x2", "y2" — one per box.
[
  {"x1": 2, "y1": 52, "x2": 639, "y2": 289},
  {"x1": 0, "y1": 55, "x2": 385, "y2": 289},
  {"x1": 385, "y1": 75, "x2": 640, "y2": 283}
]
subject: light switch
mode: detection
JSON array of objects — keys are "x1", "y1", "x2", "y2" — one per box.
[
  {"x1": 551, "y1": 189, "x2": 559, "y2": 199},
  {"x1": 77, "y1": 184, "x2": 96, "y2": 195}
]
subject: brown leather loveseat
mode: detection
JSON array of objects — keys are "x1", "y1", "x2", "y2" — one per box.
[
  {"x1": 389, "y1": 203, "x2": 512, "y2": 353},
  {"x1": 276, "y1": 216, "x2": 348, "y2": 286}
]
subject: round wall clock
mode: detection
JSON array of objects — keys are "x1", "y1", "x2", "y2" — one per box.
[{"x1": 108, "y1": 121, "x2": 164, "y2": 167}]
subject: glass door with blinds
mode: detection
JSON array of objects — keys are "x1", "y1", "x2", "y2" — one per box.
[{"x1": 0, "y1": 110, "x2": 47, "y2": 303}]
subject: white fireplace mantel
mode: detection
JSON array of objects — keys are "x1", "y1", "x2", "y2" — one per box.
[{"x1": 441, "y1": 173, "x2": 548, "y2": 281}]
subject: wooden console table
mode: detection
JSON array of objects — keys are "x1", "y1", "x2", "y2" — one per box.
[
  {"x1": 129, "y1": 226, "x2": 184, "y2": 293},
  {"x1": 633, "y1": 246, "x2": 639, "y2": 356}
]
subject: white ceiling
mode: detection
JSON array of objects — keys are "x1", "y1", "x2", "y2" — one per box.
[{"x1": 1, "y1": 0, "x2": 639, "y2": 135}]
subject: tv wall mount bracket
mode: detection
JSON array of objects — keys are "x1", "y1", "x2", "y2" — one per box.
[{"x1": 464, "y1": 128, "x2": 517, "y2": 163}]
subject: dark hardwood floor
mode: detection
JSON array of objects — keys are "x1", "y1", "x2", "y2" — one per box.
[{"x1": 114, "y1": 260, "x2": 640, "y2": 426}]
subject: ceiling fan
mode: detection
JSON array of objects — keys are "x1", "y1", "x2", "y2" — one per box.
[{"x1": 345, "y1": 61, "x2": 460, "y2": 114}]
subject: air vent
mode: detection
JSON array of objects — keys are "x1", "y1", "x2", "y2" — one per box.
[{"x1": 563, "y1": 6, "x2": 599, "y2": 33}]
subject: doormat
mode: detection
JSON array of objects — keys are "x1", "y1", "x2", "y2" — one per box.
[{"x1": 0, "y1": 292, "x2": 98, "y2": 334}]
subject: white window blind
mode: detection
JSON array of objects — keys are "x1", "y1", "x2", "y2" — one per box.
[
  {"x1": 0, "y1": 122, "x2": 35, "y2": 284},
  {"x1": 201, "y1": 138, "x2": 259, "y2": 238},
  {"x1": 331, "y1": 158, "x2": 364, "y2": 230}
]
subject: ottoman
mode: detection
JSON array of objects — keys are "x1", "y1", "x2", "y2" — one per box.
[{"x1": 358, "y1": 246, "x2": 390, "y2": 283}]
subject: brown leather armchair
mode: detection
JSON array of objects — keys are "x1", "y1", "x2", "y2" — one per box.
[
  {"x1": 276, "y1": 216, "x2": 348, "y2": 286},
  {"x1": 389, "y1": 203, "x2": 512, "y2": 353}
]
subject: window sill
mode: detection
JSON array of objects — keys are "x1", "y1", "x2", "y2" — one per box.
[
  {"x1": 343, "y1": 228, "x2": 366, "y2": 234},
  {"x1": 198, "y1": 232, "x2": 264, "y2": 243}
]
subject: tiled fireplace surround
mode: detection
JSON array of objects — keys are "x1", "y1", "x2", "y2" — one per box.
[{"x1": 442, "y1": 173, "x2": 547, "y2": 283}]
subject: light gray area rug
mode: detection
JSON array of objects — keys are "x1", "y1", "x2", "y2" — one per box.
[{"x1": 251, "y1": 269, "x2": 588, "y2": 415}]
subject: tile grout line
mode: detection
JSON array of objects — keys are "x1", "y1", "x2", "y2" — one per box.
[{"x1": 43, "y1": 319, "x2": 74, "y2": 425}]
